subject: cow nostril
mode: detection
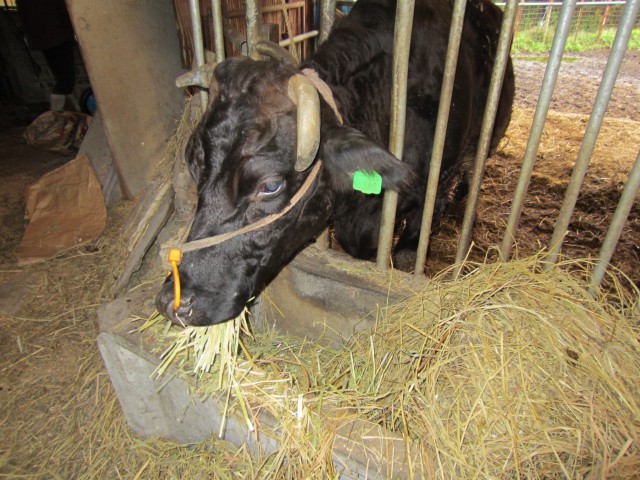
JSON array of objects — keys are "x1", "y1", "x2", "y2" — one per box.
[
  {"x1": 174, "y1": 294, "x2": 196, "y2": 318},
  {"x1": 179, "y1": 295, "x2": 196, "y2": 308}
]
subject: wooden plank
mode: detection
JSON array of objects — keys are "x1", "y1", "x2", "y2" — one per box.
[{"x1": 112, "y1": 172, "x2": 174, "y2": 295}]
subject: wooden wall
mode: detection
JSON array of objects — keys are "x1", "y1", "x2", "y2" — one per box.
[{"x1": 172, "y1": 0, "x2": 315, "y2": 67}]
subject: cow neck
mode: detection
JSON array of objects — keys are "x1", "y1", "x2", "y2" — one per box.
[
  {"x1": 176, "y1": 160, "x2": 323, "y2": 255},
  {"x1": 301, "y1": 68, "x2": 343, "y2": 125}
]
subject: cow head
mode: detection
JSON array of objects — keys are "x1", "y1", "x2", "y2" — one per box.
[{"x1": 156, "y1": 56, "x2": 413, "y2": 326}]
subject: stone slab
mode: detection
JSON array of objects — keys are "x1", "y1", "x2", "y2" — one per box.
[
  {"x1": 98, "y1": 250, "x2": 425, "y2": 478},
  {"x1": 78, "y1": 110, "x2": 121, "y2": 206},
  {"x1": 97, "y1": 284, "x2": 278, "y2": 453},
  {"x1": 256, "y1": 246, "x2": 416, "y2": 345}
]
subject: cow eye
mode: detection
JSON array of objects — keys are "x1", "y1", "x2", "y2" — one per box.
[{"x1": 256, "y1": 178, "x2": 285, "y2": 199}]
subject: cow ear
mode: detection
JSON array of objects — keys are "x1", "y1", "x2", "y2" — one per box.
[
  {"x1": 320, "y1": 125, "x2": 415, "y2": 193},
  {"x1": 185, "y1": 125, "x2": 205, "y2": 183}
]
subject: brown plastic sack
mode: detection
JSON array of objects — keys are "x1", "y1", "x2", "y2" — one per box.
[
  {"x1": 23, "y1": 111, "x2": 91, "y2": 155},
  {"x1": 14, "y1": 154, "x2": 107, "y2": 265}
]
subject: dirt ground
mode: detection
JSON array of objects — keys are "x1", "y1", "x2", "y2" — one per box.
[
  {"x1": 0, "y1": 49, "x2": 639, "y2": 477},
  {"x1": 514, "y1": 50, "x2": 640, "y2": 119},
  {"x1": 426, "y1": 50, "x2": 640, "y2": 286}
]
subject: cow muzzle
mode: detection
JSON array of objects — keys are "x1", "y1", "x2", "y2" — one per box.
[
  {"x1": 155, "y1": 278, "x2": 196, "y2": 326},
  {"x1": 155, "y1": 271, "x2": 249, "y2": 327}
]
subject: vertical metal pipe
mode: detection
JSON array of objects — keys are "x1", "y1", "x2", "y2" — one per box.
[
  {"x1": 545, "y1": 0, "x2": 640, "y2": 267},
  {"x1": 590, "y1": 150, "x2": 640, "y2": 290},
  {"x1": 319, "y1": 0, "x2": 337, "y2": 45},
  {"x1": 189, "y1": 0, "x2": 208, "y2": 107},
  {"x1": 453, "y1": 0, "x2": 518, "y2": 276},
  {"x1": 375, "y1": 0, "x2": 415, "y2": 270},
  {"x1": 211, "y1": 0, "x2": 225, "y2": 63},
  {"x1": 413, "y1": 0, "x2": 467, "y2": 276},
  {"x1": 245, "y1": 0, "x2": 262, "y2": 59},
  {"x1": 499, "y1": 0, "x2": 577, "y2": 262},
  {"x1": 315, "y1": 1, "x2": 335, "y2": 250}
]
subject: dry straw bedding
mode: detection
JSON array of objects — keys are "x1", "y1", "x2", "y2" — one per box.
[
  {"x1": 141, "y1": 256, "x2": 640, "y2": 479},
  {"x1": 0, "y1": 202, "x2": 258, "y2": 479},
  {"x1": 4, "y1": 209, "x2": 638, "y2": 478},
  {"x1": 2, "y1": 102, "x2": 639, "y2": 478},
  {"x1": 357, "y1": 259, "x2": 640, "y2": 478}
]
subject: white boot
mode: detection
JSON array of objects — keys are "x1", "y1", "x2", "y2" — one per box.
[{"x1": 50, "y1": 93, "x2": 66, "y2": 111}]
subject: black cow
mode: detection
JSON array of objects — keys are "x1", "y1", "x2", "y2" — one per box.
[{"x1": 156, "y1": 0, "x2": 515, "y2": 326}]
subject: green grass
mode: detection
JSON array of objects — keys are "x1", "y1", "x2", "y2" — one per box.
[
  {"x1": 512, "y1": 27, "x2": 640, "y2": 54},
  {"x1": 513, "y1": 55, "x2": 579, "y2": 63}
]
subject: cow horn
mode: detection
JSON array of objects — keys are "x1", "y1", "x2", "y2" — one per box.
[
  {"x1": 254, "y1": 40, "x2": 298, "y2": 65},
  {"x1": 175, "y1": 62, "x2": 217, "y2": 89},
  {"x1": 287, "y1": 74, "x2": 321, "y2": 172}
]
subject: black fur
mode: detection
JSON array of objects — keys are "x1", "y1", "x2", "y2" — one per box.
[{"x1": 156, "y1": 0, "x2": 515, "y2": 326}]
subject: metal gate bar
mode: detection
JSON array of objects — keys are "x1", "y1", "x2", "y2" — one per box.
[
  {"x1": 499, "y1": 0, "x2": 578, "y2": 262},
  {"x1": 189, "y1": 0, "x2": 208, "y2": 106},
  {"x1": 279, "y1": 30, "x2": 319, "y2": 48},
  {"x1": 312, "y1": 0, "x2": 336, "y2": 250},
  {"x1": 413, "y1": 0, "x2": 467, "y2": 276},
  {"x1": 319, "y1": 0, "x2": 337, "y2": 44},
  {"x1": 245, "y1": 0, "x2": 262, "y2": 59},
  {"x1": 212, "y1": 0, "x2": 226, "y2": 63},
  {"x1": 545, "y1": 0, "x2": 640, "y2": 267},
  {"x1": 453, "y1": 0, "x2": 519, "y2": 277},
  {"x1": 590, "y1": 150, "x2": 640, "y2": 289},
  {"x1": 375, "y1": 0, "x2": 416, "y2": 270}
]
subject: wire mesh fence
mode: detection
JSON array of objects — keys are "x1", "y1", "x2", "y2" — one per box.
[
  {"x1": 496, "y1": 1, "x2": 640, "y2": 52},
  {"x1": 338, "y1": 1, "x2": 639, "y2": 52}
]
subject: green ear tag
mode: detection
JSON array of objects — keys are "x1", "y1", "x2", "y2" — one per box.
[{"x1": 353, "y1": 170, "x2": 383, "y2": 195}]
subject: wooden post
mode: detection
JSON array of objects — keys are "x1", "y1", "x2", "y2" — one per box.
[
  {"x1": 514, "y1": 6, "x2": 523, "y2": 39},
  {"x1": 597, "y1": 5, "x2": 612, "y2": 42},
  {"x1": 574, "y1": 6, "x2": 583, "y2": 43},
  {"x1": 543, "y1": 2, "x2": 554, "y2": 44}
]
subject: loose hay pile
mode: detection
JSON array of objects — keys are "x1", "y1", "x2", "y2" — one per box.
[
  {"x1": 153, "y1": 256, "x2": 640, "y2": 478},
  {"x1": 347, "y1": 259, "x2": 640, "y2": 478}
]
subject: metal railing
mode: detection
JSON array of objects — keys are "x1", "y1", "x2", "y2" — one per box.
[
  {"x1": 497, "y1": 0, "x2": 639, "y2": 289},
  {"x1": 183, "y1": 0, "x2": 640, "y2": 293}
]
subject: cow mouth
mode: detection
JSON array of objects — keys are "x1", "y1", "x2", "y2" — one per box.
[
  {"x1": 155, "y1": 279, "x2": 250, "y2": 327},
  {"x1": 171, "y1": 303, "x2": 196, "y2": 327}
]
